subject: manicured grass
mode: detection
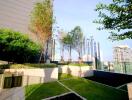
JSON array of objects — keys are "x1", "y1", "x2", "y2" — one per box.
[
  {"x1": 60, "y1": 78, "x2": 128, "y2": 100},
  {"x1": 25, "y1": 74, "x2": 128, "y2": 100},
  {"x1": 0, "y1": 63, "x2": 57, "y2": 69},
  {"x1": 59, "y1": 73, "x2": 128, "y2": 100},
  {"x1": 69, "y1": 63, "x2": 90, "y2": 66},
  {"x1": 25, "y1": 82, "x2": 69, "y2": 100},
  {"x1": 58, "y1": 73, "x2": 78, "y2": 80}
]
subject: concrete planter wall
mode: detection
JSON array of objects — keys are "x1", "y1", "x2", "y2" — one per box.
[
  {"x1": 3, "y1": 68, "x2": 58, "y2": 86},
  {"x1": 59, "y1": 65, "x2": 94, "y2": 77},
  {"x1": 0, "y1": 74, "x2": 3, "y2": 90},
  {"x1": 127, "y1": 83, "x2": 132, "y2": 100}
]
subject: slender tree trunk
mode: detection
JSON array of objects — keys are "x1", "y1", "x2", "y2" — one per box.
[
  {"x1": 45, "y1": 39, "x2": 49, "y2": 62},
  {"x1": 69, "y1": 45, "x2": 71, "y2": 61},
  {"x1": 39, "y1": 51, "x2": 42, "y2": 63},
  {"x1": 78, "y1": 51, "x2": 81, "y2": 58},
  {"x1": 39, "y1": 48, "x2": 45, "y2": 63},
  {"x1": 68, "y1": 46, "x2": 70, "y2": 62},
  {"x1": 39, "y1": 40, "x2": 46, "y2": 63},
  {"x1": 52, "y1": 39, "x2": 55, "y2": 61},
  {"x1": 62, "y1": 44, "x2": 64, "y2": 60}
]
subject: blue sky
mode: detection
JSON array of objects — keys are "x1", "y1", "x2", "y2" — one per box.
[{"x1": 53, "y1": 0, "x2": 132, "y2": 61}]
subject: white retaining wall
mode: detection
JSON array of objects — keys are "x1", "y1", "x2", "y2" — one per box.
[
  {"x1": 4, "y1": 68, "x2": 58, "y2": 86},
  {"x1": 59, "y1": 65, "x2": 94, "y2": 77}
]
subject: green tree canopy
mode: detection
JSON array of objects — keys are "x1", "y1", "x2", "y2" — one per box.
[
  {"x1": 62, "y1": 32, "x2": 73, "y2": 61},
  {"x1": 30, "y1": 0, "x2": 53, "y2": 46},
  {"x1": 71, "y1": 26, "x2": 83, "y2": 57},
  {"x1": 0, "y1": 28, "x2": 40, "y2": 63},
  {"x1": 94, "y1": 0, "x2": 132, "y2": 41},
  {"x1": 61, "y1": 26, "x2": 83, "y2": 60},
  {"x1": 30, "y1": 0, "x2": 54, "y2": 62}
]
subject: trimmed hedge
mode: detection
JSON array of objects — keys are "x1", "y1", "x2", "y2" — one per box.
[
  {"x1": 0, "y1": 63, "x2": 57, "y2": 69},
  {"x1": 69, "y1": 63, "x2": 90, "y2": 66}
]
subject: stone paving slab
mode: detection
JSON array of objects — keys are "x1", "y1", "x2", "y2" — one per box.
[{"x1": 0, "y1": 87, "x2": 25, "y2": 100}]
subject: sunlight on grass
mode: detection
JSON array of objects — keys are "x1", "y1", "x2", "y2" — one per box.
[{"x1": 25, "y1": 82, "x2": 69, "y2": 100}]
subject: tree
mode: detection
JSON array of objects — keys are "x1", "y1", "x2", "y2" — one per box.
[
  {"x1": 94, "y1": 0, "x2": 132, "y2": 41},
  {"x1": 0, "y1": 28, "x2": 40, "y2": 63},
  {"x1": 62, "y1": 33, "x2": 73, "y2": 61},
  {"x1": 58, "y1": 30, "x2": 66, "y2": 61},
  {"x1": 71, "y1": 26, "x2": 83, "y2": 58},
  {"x1": 30, "y1": 0, "x2": 53, "y2": 62},
  {"x1": 60, "y1": 26, "x2": 83, "y2": 61}
]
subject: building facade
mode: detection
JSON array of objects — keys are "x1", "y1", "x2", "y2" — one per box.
[
  {"x1": 0, "y1": 0, "x2": 39, "y2": 36},
  {"x1": 0, "y1": 0, "x2": 54, "y2": 62},
  {"x1": 113, "y1": 45, "x2": 132, "y2": 74}
]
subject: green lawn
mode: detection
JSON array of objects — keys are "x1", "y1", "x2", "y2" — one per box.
[
  {"x1": 25, "y1": 73, "x2": 128, "y2": 100},
  {"x1": 60, "y1": 78, "x2": 128, "y2": 100},
  {"x1": 58, "y1": 73, "x2": 78, "y2": 80},
  {"x1": 25, "y1": 82, "x2": 69, "y2": 100},
  {"x1": 69, "y1": 63, "x2": 90, "y2": 66}
]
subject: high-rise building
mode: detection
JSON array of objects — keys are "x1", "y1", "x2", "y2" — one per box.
[{"x1": 113, "y1": 45, "x2": 132, "y2": 74}]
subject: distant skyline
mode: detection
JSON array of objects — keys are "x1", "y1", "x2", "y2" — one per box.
[{"x1": 53, "y1": 0, "x2": 132, "y2": 61}]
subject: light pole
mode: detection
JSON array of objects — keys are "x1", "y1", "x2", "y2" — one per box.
[
  {"x1": 94, "y1": 41, "x2": 98, "y2": 69},
  {"x1": 87, "y1": 38, "x2": 90, "y2": 61},
  {"x1": 90, "y1": 36, "x2": 94, "y2": 64},
  {"x1": 97, "y1": 42, "x2": 101, "y2": 69}
]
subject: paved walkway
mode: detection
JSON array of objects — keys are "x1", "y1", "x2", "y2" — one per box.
[{"x1": 0, "y1": 87, "x2": 25, "y2": 100}]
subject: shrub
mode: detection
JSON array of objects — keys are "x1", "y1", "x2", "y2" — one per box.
[
  {"x1": 0, "y1": 63, "x2": 57, "y2": 69},
  {"x1": 0, "y1": 64, "x2": 10, "y2": 69},
  {"x1": 24, "y1": 63, "x2": 57, "y2": 68},
  {"x1": 0, "y1": 28, "x2": 41, "y2": 63},
  {"x1": 69, "y1": 63, "x2": 90, "y2": 66}
]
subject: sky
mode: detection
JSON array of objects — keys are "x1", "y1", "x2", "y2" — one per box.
[{"x1": 53, "y1": 0, "x2": 132, "y2": 61}]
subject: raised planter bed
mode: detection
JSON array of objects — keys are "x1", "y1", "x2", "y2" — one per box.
[
  {"x1": 58, "y1": 65, "x2": 93, "y2": 77},
  {"x1": 1, "y1": 67, "x2": 58, "y2": 86}
]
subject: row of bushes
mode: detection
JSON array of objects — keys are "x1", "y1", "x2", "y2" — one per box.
[
  {"x1": 0, "y1": 62, "x2": 91, "y2": 69},
  {"x1": 0, "y1": 63, "x2": 57, "y2": 69},
  {"x1": 58, "y1": 61, "x2": 91, "y2": 66},
  {"x1": 0, "y1": 28, "x2": 41, "y2": 63}
]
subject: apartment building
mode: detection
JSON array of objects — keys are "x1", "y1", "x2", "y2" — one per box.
[
  {"x1": 113, "y1": 45, "x2": 132, "y2": 74},
  {"x1": 0, "y1": 0, "x2": 40, "y2": 36}
]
